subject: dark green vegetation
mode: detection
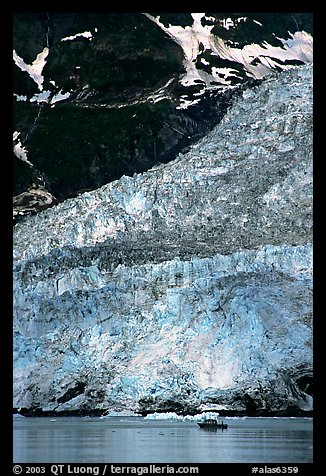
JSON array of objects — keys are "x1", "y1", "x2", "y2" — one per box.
[
  {"x1": 42, "y1": 13, "x2": 184, "y2": 96},
  {"x1": 13, "y1": 12, "x2": 313, "y2": 209},
  {"x1": 21, "y1": 100, "x2": 181, "y2": 197},
  {"x1": 13, "y1": 13, "x2": 188, "y2": 200},
  {"x1": 13, "y1": 88, "x2": 236, "y2": 200}
]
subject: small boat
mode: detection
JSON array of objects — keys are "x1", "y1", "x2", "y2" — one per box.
[{"x1": 197, "y1": 418, "x2": 228, "y2": 429}]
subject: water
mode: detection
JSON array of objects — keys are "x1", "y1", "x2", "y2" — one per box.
[{"x1": 13, "y1": 416, "x2": 313, "y2": 463}]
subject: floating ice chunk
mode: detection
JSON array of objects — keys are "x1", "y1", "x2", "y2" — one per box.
[
  {"x1": 145, "y1": 412, "x2": 182, "y2": 420},
  {"x1": 100, "y1": 410, "x2": 141, "y2": 418},
  {"x1": 144, "y1": 13, "x2": 215, "y2": 88},
  {"x1": 145, "y1": 411, "x2": 221, "y2": 421}
]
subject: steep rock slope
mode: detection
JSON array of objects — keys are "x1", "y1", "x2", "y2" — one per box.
[
  {"x1": 13, "y1": 13, "x2": 313, "y2": 220},
  {"x1": 13, "y1": 65, "x2": 313, "y2": 416}
]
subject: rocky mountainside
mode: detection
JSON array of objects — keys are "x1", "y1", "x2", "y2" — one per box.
[
  {"x1": 13, "y1": 13, "x2": 313, "y2": 221},
  {"x1": 13, "y1": 64, "x2": 313, "y2": 416}
]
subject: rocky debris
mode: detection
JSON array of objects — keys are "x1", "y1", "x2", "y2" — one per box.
[
  {"x1": 13, "y1": 186, "x2": 57, "y2": 221},
  {"x1": 13, "y1": 65, "x2": 313, "y2": 416}
]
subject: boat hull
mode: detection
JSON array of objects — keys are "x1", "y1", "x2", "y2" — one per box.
[{"x1": 197, "y1": 422, "x2": 228, "y2": 429}]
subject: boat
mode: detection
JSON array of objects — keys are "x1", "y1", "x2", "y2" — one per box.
[{"x1": 197, "y1": 418, "x2": 228, "y2": 429}]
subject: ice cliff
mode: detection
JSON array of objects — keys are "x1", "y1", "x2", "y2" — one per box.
[{"x1": 13, "y1": 64, "x2": 313, "y2": 416}]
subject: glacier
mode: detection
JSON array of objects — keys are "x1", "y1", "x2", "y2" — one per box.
[
  {"x1": 13, "y1": 13, "x2": 313, "y2": 220},
  {"x1": 13, "y1": 64, "x2": 313, "y2": 416}
]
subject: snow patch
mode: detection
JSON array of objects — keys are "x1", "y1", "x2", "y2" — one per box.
[
  {"x1": 13, "y1": 47, "x2": 49, "y2": 90},
  {"x1": 220, "y1": 17, "x2": 248, "y2": 30},
  {"x1": 144, "y1": 12, "x2": 215, "y2": 88},
  {"x1": 61, "y1": 31, "x2": 93, "y2": 41},
  {"x1": 14, "y1": 94, "x2": 27, "y2": 101},
  {"x1": 144, "y1": 13, "x2": 313, "y2": 106},
  {"x1": 253, "y1": 19, "x2": 263, "y2": 27},
  {"x1": 30, "y1": 90, "x2": 51, "y2": 103},
  {"x1": 51, "y1": 90, "x2": 71, "y2": 104},
  {"x1": 13, "y1": 131, "x2": 33, "y2": 166},
  {"x1": 221, "y1": 18, "x2": 235, "y2": 30},
  {"x1": 28, "y1": 89, "x2": 71, "y2": 105}
]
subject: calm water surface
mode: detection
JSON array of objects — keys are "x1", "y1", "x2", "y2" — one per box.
[{"x1": 13, "y1": 416, "x2": 313, "y2": 463}]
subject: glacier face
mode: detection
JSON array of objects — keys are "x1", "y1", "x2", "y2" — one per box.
[{"x1": 13, "y1": 65, "x2": 313, "y2": 416}]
